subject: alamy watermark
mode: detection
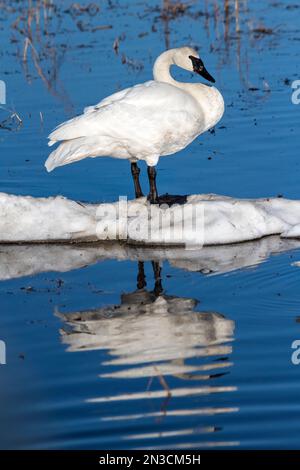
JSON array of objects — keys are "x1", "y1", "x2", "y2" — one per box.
[
  {"x1": 95, "y1": 197, "x2": 205, "y2": 247},
  {"x1": 0, "y1": 80, "x2": 6, "y2": 105},
  {"x1": 291, "y1": 340, "x2": 300, "y2": 365},
  {"x1": 0, "y1": 340, "x2": 6, "y2": 365},
  {"x1": 291, "y1": 80, "x2": 300, "y2": 104}
]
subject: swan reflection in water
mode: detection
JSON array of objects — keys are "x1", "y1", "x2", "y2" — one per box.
[{"x1": 57, "y1": 260, "x2": 238, "y2": 449}]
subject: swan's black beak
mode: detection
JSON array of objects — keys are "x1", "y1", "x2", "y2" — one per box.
[{"x1": 189, "y1": 55, "x2": 215, "y2": 83}]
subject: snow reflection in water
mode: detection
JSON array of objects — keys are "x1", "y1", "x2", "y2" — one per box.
[{"x1": 0, "y1": 235, "x2": 300, "y2": 281}]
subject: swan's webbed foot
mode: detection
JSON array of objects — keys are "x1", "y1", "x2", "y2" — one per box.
[
  {"x1": 156, "y1": 193, "x2": 188, "y2": 206},
  {"x1": 147, "y1": 193, "x2": 188, "y2": 206}
]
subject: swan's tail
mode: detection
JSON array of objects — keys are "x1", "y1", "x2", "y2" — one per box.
[
  {"x1": 45, "y1": 137, "x2": 102, "y2": 172},
  {"x1": 48, "y1": 114, "x2": 88, "y2": 143}
]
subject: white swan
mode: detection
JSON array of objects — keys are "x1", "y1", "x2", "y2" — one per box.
[{"x1": 45, "y1": 46, "x2": 224, "y2": 203}]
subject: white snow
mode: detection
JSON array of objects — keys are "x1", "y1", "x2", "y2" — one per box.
[
  {"x1": 0, "y1": 193, "x2": 97, "y2": 242},
  {"x1": 1, "y1": 192, "x2": 300, "y2": 244}
]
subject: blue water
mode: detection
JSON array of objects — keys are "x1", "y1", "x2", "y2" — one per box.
[{"x1": 1, "y1": 0, "x2": 300, "y2": 449}]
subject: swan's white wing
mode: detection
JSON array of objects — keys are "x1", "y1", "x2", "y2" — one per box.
[
  {"x1": 83, "y1": 86, "x2": 133, "y2": 114},
  {"x1": 48, "y1": 81, "x2": 154, "y2": 144},
  {"x1": 49, "y1": 81, "x2": 201, "y2": 143},
  {"x1": 46, "y1": 81, "x2": 204, "y2": 170},
  {"x1": 95, "y1": 82, "x2": 204, "y2": 162}
]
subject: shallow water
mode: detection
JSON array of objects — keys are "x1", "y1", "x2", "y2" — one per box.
[{"x1": 1, "y1": 0, "x2": 300, "y2": 450}]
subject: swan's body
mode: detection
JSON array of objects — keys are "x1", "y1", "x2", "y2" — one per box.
[{"x1": 45, "y1": 47, "x2": 224, "y2": 202}]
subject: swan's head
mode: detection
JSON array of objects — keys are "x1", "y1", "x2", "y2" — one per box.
[{"x1": 173, "y1": 46, "x2": 215, "y2": 83}]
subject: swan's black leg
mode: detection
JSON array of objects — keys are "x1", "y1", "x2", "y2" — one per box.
[
  {"x1": 152, "y1": 261, "x2": 163, "y2": 297},
  {"x1": 147, "y1": 166, "x2": 159, "y2": 204},
  {"x1": 137, "y1": 261, "x2": 146, "y2": 290},
  {"x1": 131, "y1": 162, "x2": 143, "y2": 198}
]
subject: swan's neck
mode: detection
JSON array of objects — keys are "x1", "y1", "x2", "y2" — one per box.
[
  {"x1": 153, "y1": 50, "x2": 207, "y2": 96},
  {"x1": 153, "y1": 50, "x2": 178, "y2": 86},
  {"x1": 153, "y1": 50, "x2": 221, "y2": 116}
]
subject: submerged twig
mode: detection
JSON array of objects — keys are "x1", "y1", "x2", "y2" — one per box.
[{"x1": 0, "y1": 109, "x2": 23, "y2": 131}]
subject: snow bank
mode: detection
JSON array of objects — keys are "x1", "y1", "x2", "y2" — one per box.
[
  {"x1": 1, "y1": 192, "x2": 300, "y2": 244},
  {"x1": 0, "y1": 193, "x2": 97, "y2": 242}
]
